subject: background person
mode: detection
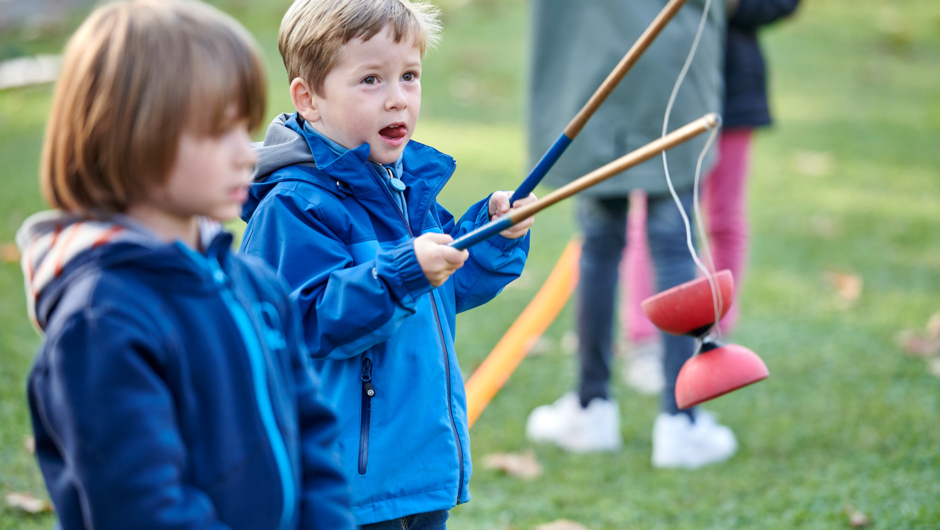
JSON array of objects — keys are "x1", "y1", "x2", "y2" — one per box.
[{"x1": 523, "y1": 0, "x2": 738, "y2": 469}]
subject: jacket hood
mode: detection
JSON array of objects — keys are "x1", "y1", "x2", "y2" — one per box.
[
  {"x1": 243, "y1": 112, "x2": 371, "y2": 221},
  {"x1": 251, "y1": 113, "x2": 318, "y2": 183},
  {"x1": 16, "y1": 210, "x2": 223, "y2": 332}
]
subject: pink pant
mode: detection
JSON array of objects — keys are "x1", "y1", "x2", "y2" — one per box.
[{"x1": 620, "y1": 129, "x2": 753, "y2": 343}]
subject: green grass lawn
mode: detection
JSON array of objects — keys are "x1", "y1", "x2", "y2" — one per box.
[{"x1": 2, "y1": 0, "x2": 939, "y2": 528}]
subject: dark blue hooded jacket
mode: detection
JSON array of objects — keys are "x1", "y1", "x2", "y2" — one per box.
[
  {"x1": 723, "y1": 0, "x2": 800, "y2": 128},
  {"x1": 239, "y1": 114, "x2": 530, "y2": 524},
  {"x1": 16, "y1": 212, "x2": 354, "y2": 530}
]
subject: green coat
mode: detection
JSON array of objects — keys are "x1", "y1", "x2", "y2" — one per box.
[{"x1": 527, "y1": 0, "x2": 725, "y2": 197}]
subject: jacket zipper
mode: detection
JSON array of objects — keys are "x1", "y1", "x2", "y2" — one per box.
[
  {"x1": 359, "y1": 356, "x2": 375, "y2": 475},
  {"x1": 178, "y1": 244, "x2": 295, "y2": 530},
  {"x1": 370, "y1": 164, "x2": 465, "y2": 504},
  {"x1": 429, "y1": 295, "x2": 465, "y2": 504}
]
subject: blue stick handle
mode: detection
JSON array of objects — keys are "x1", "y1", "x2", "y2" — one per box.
[
  {"x1": 453, "y1": 132, "x2": 569, "y2": 251},
  {"x1": 510, "y1": 132, "x2": 573, "y2": 203},
  {"x1": 453, "y1": 133, "x2": 570, "y2": 251},
  {"x1": 449, "y1": 217, "x2": 515, "y2": 251}
]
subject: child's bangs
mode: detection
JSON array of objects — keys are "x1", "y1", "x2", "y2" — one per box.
[
  {"x1": 345, "y1": 0, "x2": 440, "y2": 54},
  {"x1": 186, "y1": 25, "x2": 266, "y2": 137}
]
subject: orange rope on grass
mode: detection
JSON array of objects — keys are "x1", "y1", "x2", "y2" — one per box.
[{"x1": 466, "y1": 238, "x2": 581, "y2": 428}]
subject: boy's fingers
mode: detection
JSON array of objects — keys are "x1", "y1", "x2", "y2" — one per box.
[
  {"x1": 511, "y1": 192, "x2": 538, "y2": 209},
  {"x1": 515, "y1": 217, "x2": 534, "y2": 230},
  {"x1": 489, "y1": 191, "x2": 511, "y2": 216},
  {"x1": 498, "y1": 194, "x2": 510, "y2": 213},
  {"x1": 441, "y1": 247, "x2": 469, "y2": 266},
  {"x1": 421, "y1": 232, "x2": 454, "y2": 245},
  {"x1": 499, "y1": 213, "x2": 534, "y2": 238}
]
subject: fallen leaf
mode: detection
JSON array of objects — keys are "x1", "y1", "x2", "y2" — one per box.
[
  {"x1": 895, "y1": 330, "x2": 940, "y2": 358},
  {"x1": 850, "y1": 512, "x2": 870, "y2": 528},
  {"x1": 792, "y1": 151, "x2": 836, "y2": 177},
  {"x1": 825, "y1": 271, "x2": 862, "y2": 308},
  {"x1": 6, "y1": 492, "x2": 53, "y2": 514},
  {"x1": 844, "y1": 505, "x2": 870, "y2": 528},
  {"x1": 1, "y1": 243, "x2": 20, "y2": 263},
  {"x1": 482, "y1": 450, "x2": 543, "y2": 480},
  {"x1": 929, "y1": 358, "x2": 940, "y2": 379},
  {"x1": 23, "y1": 436, "x2": 35, "y2": 455},
  {"x1": 534, "y1": 520, "x2": 588, "y2": 530},
  {"x1": 926, "y1": 312, "x2": 940, "y2": 339}
]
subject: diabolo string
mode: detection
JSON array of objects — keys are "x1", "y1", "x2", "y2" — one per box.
[{"x1": 659, "y1": 0, "x2": 725, "y2": 344}]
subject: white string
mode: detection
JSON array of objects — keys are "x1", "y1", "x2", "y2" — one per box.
[
  {"x1": 692, "y1": 126, "x2": 724, "y2": 337},
  {"x1": 659, "y1": 0, "x2": 725, "y2": 341}
]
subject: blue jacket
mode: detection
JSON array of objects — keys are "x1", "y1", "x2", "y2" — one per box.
[
  {"x1": 16, "y1": 212, "x2": 354, "y2": 530},
  {"x1": 723, "y1": 0, "x2": 800, "y2": 128},
  {"x1": 240, "y1": 114, "x2": 529, "y2": 524}
]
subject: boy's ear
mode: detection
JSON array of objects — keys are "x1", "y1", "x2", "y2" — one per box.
[{"x1": 290, "y1": 78, "x2": 321, "y2": 124}]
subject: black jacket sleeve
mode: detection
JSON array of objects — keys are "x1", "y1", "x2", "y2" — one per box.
[{"x1": 730, "y1": 0, "x2": 800, "y2": 30}]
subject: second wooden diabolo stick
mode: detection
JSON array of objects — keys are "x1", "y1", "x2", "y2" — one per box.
[{"x1": 451, "y1": 112, "x2": 720, "y2": 250}]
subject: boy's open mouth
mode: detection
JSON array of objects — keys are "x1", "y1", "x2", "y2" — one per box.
[{"x1": 379, "y1": 124, "x2": 407, "y2": 140}]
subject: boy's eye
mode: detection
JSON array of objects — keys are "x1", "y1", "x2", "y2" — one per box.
[
  {"x1": 362, "y1": 75, "x2": 377, "y2": 85},
  {"x1": 402, "y1": 72, "x2": 416, "y2": 82}
]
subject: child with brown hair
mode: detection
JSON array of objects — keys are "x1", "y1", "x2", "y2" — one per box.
[
  {"x1": 240, "y1": 0, "x2": 536, "y2": 527},
  {"x1": 16, "y1": 1, "x2": 354, "y2": 528}
]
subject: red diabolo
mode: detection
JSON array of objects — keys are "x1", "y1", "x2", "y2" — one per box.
[
  {"x1": 641, "y1": 269, "x2": 768, "y2": 409},
  {"x1": 641, "y1": 269, "x2": 734, "y2": 336},
  {"x1": 674, "y1": 338, "x2": 768, "y2": 409}
]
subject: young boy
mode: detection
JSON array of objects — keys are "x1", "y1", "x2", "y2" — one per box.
[
  {"x1": 239, "y1": 0, "x2": 536, "y2": 526},
  {"x1": 16, "y1": 1, "x2": 354, "y2": 528}
]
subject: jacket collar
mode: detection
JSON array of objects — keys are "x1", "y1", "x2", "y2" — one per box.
[
  {"x1": 17, "y1": 210, "x2": 232, "y2": 332},
  {"x1": 284, "y1": 113, "x2": 458, "y2": 233},
  {"x1": 300, "y1": 118, "x2": 407, "y2": 183},
  {"x1": 285, "y1": 114, "x2": 376, "y2": 194}
]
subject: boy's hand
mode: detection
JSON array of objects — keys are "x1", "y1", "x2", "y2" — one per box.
[
  {"x1": 488, "y1": 191, "x2": 538, "y2": 239},
  {"x1": 414, "y1": 233, "x2": 470, "y2": 287}
]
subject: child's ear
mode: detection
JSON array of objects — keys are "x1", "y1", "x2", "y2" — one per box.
[{"x1": 290, "y1": 78, "x2": 321, "y2": 123}]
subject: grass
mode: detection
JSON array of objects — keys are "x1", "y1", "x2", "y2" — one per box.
[{"x1": 1, "y1": 0, "x2": 939, "y2": 528}]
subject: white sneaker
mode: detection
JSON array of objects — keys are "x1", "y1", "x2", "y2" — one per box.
[
  {"x1": 622, "y1": 340, "x2": 665, "y2": 395},
  {"x1": 525, "y1": 392, "x2": 622, "y2": 452},
  {"x1": 651, "y1": 410, "x2": 737, "y2": 469}
]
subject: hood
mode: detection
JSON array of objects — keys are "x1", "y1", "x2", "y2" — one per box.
[
  {"x1": 251, "y1": 113, "x2": 318, "y2": 184},
  {"x1": 243, "y1": 112, "x2": 374, "y2": 222},
  {"x1": 244, "y1": 113, "x2": 327, "y2": 222},
  {"x1": 16, "y1": 210, "x2": 223, "y2": 332}
]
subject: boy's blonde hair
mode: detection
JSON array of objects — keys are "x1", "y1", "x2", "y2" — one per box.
[
  {"x1": 278, "y1": 0, "x2": 441, "y2": 95},
  {"x1": 41, "y1": 0, "x2": 266, "y2": 215}
]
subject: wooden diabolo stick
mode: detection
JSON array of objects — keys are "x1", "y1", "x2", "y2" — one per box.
[
  {"x1": 514, "y1": 113, "x2": 718, "y2": 222},
  {"x1": 564, "y1": 0, "x2": 690, "y2": 138},
  {"x1": 510, "y1": 0, "x2": 690, "y2": 203},
  {"x1": 451, "y1": 113, "x2": 719, "y2": 250}
]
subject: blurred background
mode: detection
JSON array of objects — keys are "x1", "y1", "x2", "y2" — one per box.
[{"x1": 1, "y1": 0, "x2": 938, "y2": 528}]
